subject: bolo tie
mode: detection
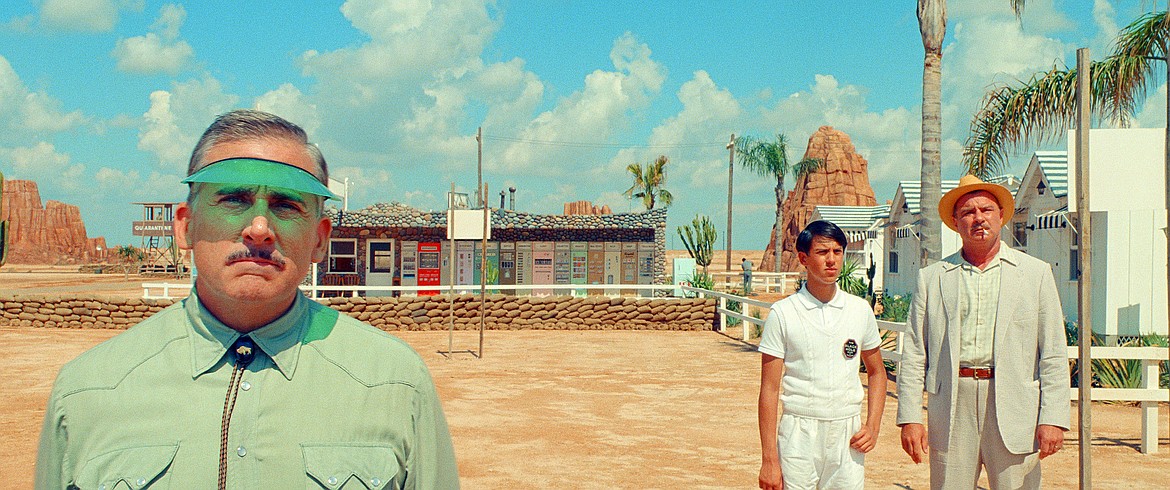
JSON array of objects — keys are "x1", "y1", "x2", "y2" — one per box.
[{"x1": 218, "y1": 337, "x2": 256, "y2": 490}]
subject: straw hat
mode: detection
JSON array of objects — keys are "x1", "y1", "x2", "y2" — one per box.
[{"x1": 938, "y1": 174, "x2": 1015, "y2": 232}]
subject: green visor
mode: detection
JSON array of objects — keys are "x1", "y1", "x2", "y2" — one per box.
[{"x1": 182, "y1": 158, "x2": 339, "y2": 200}]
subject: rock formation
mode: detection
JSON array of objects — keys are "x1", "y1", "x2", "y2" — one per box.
[
  {"x1": 759, "y1": 126, "x2": 877, "y2": 272},
  {"x1": 0, "y1": 180, "x2": 107, "y2": 264},
  {"x1": 563, "y1": 200, "x2": 611, "y2": 215}
]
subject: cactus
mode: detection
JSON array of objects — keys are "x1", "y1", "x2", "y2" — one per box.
[
  {"x1": 677, "y1": 214, "x2": 716, "y2": 274},
  {"x1": 0, "y1": 170, "x2": 6, "y2": 267}
]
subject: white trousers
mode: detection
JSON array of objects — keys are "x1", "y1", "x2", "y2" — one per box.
[
  {"x1": 929, "y1": 377, "x2": 1040, "y2": 489},
  {"x1": 777, "y1": 413, "x2": 864, "y2": 490}
]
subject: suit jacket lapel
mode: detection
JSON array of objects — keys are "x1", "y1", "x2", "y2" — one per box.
[
  {"x1": 994, "y1": 247, "x2": 1021, "y2": 363},
  {"x1": 939, "y1": 254, "x2": 964, "y2": 375}
]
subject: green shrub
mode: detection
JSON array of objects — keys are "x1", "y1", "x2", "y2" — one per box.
[{"x1": 879, "y1": 294, "x2": 911, "y2": 322}]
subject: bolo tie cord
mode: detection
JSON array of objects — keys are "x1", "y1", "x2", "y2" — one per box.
[{"x1": 218, "y1": 337, "x2": 256, "y2": 490}]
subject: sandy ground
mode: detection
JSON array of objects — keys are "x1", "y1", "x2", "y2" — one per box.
[
  {"x1": 1, "y1": 327, "x2": 1166, "y2": 489},
  {"x1": 1, "y1": 266, "x2": 1167, "y2": 488}
]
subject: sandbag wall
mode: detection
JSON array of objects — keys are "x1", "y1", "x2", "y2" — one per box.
[{"x1": 0, "y1": 294, "x2": 716, "y2": 331}]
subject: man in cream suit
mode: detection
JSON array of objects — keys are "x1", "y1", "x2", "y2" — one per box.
[{"x1": 896, "y1": 175, "x2": 1070, "y2": 489}]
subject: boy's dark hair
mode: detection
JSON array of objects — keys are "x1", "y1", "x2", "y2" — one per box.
[{"x1": 796, "y1": 220, "x2": 848, "y2": 253}]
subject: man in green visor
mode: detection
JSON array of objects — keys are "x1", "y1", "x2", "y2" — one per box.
[{"x1": 35, "y1": 109, "x2": 459, "y2": 489}]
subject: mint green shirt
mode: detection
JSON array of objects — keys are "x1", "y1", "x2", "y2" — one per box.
[
  {"x1": 957, "y1": 247, "x2": 1002, "y2": 368},
  {"x1": 35, "y1": 290, "x2": 459, "y2": 489}
]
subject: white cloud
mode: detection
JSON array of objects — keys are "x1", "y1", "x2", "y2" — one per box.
[
  {"x1": 137, "y1": 77, "x2": 240, "y2": 168},
  {"x1": 255, "y1": 83, "x2": 321, "y2": 136},
  {"x1": 494, "y1": 33, "x2": 666, "y2": 175},
  {"x1": 0, "y1": 55, "x2": 85, "y2": 140},
  {"x1": 111, "y1": 4, "x2": 193, "y2": 75},
  {"x1": 949, "y1": 0, "x2": 1074, "y2": 34},
  {"x1": 0, "y1": 142, "x2": 86, "y2": 192},
  {"x1": 38, "y1": 0, "x2": 143, "y2": 32}
]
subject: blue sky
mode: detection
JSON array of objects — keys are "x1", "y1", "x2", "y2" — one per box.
[{"x1": 0, "y1": 0, "x2": 1164, "y2": 249}]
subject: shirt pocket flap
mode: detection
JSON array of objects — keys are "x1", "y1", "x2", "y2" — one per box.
[
  {"x1": 75, "y1": 443, "x2": 178, "y2": 490},
  {"x1": 302, "y1": 444, "x2": 401, "y2": 489}
]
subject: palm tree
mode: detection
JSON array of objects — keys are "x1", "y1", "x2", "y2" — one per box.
[
  {"x1": 623, "y1": 155, "x2": 673, "y2": 211},
  {"x1": 963, "y1": 11, "x2": 1161, "y2": 177},
  {"x1": 734, "y1": 133, "x2": 821, "y2": 272},
  {"x1": 917, "y1": 0, "x2": 1028, "y2": 264}
]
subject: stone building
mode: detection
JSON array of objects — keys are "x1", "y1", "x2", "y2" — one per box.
[{"x1": 319, "y1": 203, "x2": 667, "y2": 295}]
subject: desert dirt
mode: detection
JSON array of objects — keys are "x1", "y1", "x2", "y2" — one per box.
[{"x1": 1, "y1": 266, "x2": 1168, "y2": 488}]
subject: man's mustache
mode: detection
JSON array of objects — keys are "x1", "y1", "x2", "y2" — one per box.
[{"x1": 226, "y1": 249, "x2": 286, "y2": 266}]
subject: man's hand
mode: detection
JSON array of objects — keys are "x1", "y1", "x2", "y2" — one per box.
[
  {"x1": 849, "y1": 424, "x2": 879, "y2": 453},
  {"x1": 759, "y1": 461, "x2": 784, "y2": 490},
  {"x1": 900, "y1": 423, "x2": 929, "y2": 464},
  {"x1": 1036, "y1": 424, "x2": 1066, "y2": 459}
]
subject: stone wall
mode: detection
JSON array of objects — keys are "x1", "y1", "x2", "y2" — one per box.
[{"x1": 0, "y1": 294, "x2": 716, "y2": 331}]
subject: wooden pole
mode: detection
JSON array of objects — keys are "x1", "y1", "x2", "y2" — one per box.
[
  {"x1": 448, "y1": 183, "x2": 456, "y2": 355},
  {"x1": 726, "y1": 134, "x2": 735, "y2": 272},
  {"x1": 1075, "y1": 47, "x2": 1093, "y2": 490},
  {"x1": 480, "y1": 182, "x2": 488, "y2": 358}
]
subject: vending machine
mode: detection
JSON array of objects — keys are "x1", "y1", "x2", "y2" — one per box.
[
  {"x1": 456, "y1": 241, "x2": 474, "y2": 287},
  {"x1": 587, "y1": 242, "x2": 605, "y2": 295},
  {"x1": 485, "y1": 241, "x2": 499, "y2": 286},
  {"x1": 637, "y1": 241, "x2": 655, "y2": 297},
  {"x1": 499, "y1": 241, "x2": 516, "y2": 295},
  {"x1": 570, "y1": 241, "x2": 588, "y2": 296},
  {"x1": 532, "y1": 241, "x2": 554, "y2": 296},
  {"x1": 515, "y1": 241, "x2": 533, "y2": 295},
  {"x1": 417, "y1": 242, "x2": 441, "y2": 296},
  {"x1": 553, "y1": 241, "x2": 571, "y2": 296},
  {"x1": 400, "y1": 240, "x2": 418, "y2": 296},
  {"x1": 620, "y1": 242, "x2": 637, "y2": 295},
  {"x1": 439, "y1": 242, "x2": 451, "y2": 288},
  {"x1": 603, "y1": 242, "x2": 621, "y2": 297}
]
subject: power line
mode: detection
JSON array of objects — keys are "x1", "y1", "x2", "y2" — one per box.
[{"x1": 481, "y1": 134, "x2": 726, "y2": 149}]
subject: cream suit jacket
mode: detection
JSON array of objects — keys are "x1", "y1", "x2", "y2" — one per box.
[{"x1": 896, "y1": 244, "x2": 1071, "y2": 454}]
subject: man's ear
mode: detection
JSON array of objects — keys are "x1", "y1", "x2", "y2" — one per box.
[
  {"x1": 174, "y1": 202, "x2": 194, "y2": 250},
  {"x1": 311, "y1": 216, "x2": 333, "y2": 263}
]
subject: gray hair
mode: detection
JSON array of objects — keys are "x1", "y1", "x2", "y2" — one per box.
[
  {"x1": 186, "y1": 109, "x2": 328, "y2": 215},
  {"x1": 187, "y1": 109, "x2": 328, "y2": 182}
]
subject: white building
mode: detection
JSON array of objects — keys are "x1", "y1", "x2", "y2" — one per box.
[
  {"x1": 1015, "y1": 128, "x2": 1168, "y2": 339},
  {"x1": 882, "y1": 176, "x2": 1021, "y2": 297},
  {"x1": 811, "y1": 204, "x2": 889, "y2": 292}
]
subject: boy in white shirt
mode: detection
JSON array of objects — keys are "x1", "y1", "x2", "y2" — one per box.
[{"x1": 757, "y1": 220, "x2": 887, "y2": 489}]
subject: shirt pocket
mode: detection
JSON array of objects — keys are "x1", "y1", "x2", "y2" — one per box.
[
  {"x1": 73, "y1": 443, "x2": 178, "y2": 490},
  {"x1": 302, "y1": 443, "x2": 402, "y2": 490}
]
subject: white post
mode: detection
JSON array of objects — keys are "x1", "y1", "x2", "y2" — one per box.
[
  {"x1": 1141, "y1": 358, "x2": 1160, "y2": 454},
  {"x1": 719, "y1": 296, "x2": 727, "y2": 333}
]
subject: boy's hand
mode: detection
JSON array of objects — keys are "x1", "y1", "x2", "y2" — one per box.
[
  {"x1": 759, "y1": 461, "x2": 784, "y2": 489},
  {"x1": 849, "y1": 424, "x2": 878, "y2": 453}
]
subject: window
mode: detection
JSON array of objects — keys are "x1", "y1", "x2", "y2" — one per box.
[
  {"x1": 329, "y1": 239, "x2": 357, "y2": 273},
  {"x1": 1069, "y1": 249, "x2": 1080, "y2": 281},
  {"x1": 1013, "y1": 221, "x2": 1028, "y2": 247},
  {"x1": 888, "y1": 251, "x2": 899, "y2": 274}
]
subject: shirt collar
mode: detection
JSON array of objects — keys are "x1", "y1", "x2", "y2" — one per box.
[
  {"x1": 794, "y1": 285, "x2": 846, "y2": 310},
  {"x1": 943, "y1": 241, "x2": 1015, "y2": 271},
  {"x1": 185, "y1": 287, "x2": 308, "y2": 380}
]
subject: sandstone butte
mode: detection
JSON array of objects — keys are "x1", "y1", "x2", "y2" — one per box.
[
  {"x1": 758, "y1": 126, "x2": 877, "y2": 273},
  {"x1": 563, "y1": 200, "x2": 612, "y2": 215},
  {"x1": 1, "y1": 179, "x2": 106, "y2": 264}
]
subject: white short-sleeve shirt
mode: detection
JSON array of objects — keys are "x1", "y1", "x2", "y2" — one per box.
[{"x1": 758, "y1": 286, "x2": 881, "y2": 420}]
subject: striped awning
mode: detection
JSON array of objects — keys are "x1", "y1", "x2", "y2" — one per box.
[
  {"x1": 845, "y1": 230, "x2": 878, "y2": 244},
  {"x1": 1034, "y1": 206, "x2": 1069, "y2": 230}
]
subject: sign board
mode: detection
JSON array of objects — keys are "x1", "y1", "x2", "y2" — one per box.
[
  {"x1": 673, "y1": 257, "x2": 696, "y2": 297},
  {"x1": 446, "y1": 209, "x2": 490, "y2": 240},
  {"x1": 132, "y1": 221, "x2": 173, "y2": 236}
]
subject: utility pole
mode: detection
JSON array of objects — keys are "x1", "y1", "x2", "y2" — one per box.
[
  {"x1": 1075, "y1": 47, "x2": 1093, "y2": 490},
  {"x1": 477, "y1": 127, "x2": 483, "y2": 208},
  {"x1": 726, "y1": 133, "x2": 735, "y2": 272}
]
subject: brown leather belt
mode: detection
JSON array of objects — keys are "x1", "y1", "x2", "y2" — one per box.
[{"x1": 959, "y1": 366, "x2": 994, "y2": 379}]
